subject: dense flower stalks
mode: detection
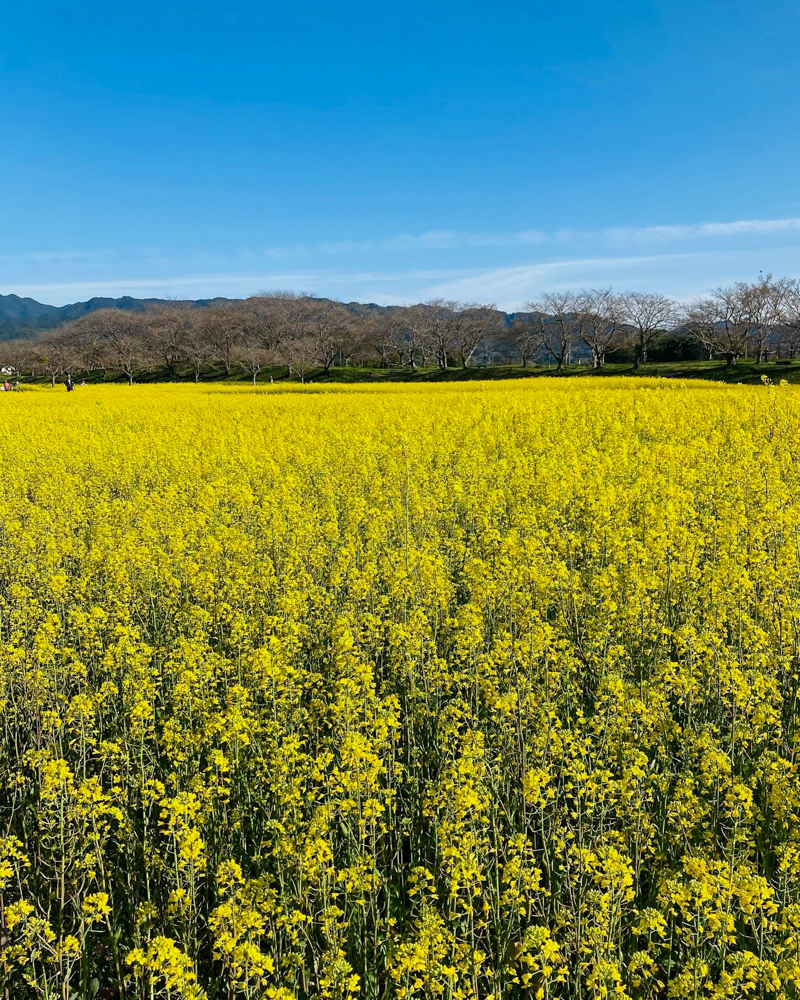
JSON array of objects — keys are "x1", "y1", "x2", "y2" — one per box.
[{"x1": 1, "y1": 379, "x2": 800, "y2": 999}]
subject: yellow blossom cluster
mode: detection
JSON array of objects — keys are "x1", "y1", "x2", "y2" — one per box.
[{"x1": 1, "y1": 377, "x2": 800, "y2": 999}]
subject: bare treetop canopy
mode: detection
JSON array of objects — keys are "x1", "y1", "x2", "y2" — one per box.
[{"x1": 4, "y1": 278, "x2": 799, "y2": 382}]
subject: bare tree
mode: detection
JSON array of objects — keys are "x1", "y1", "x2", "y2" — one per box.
[
  {"x1": 197, "y1": 303, "x2": 242, "y2": 375},
  {"x1": 511, "y1": 314, "x2": 542, "y2": 367},
  {"x1": 184, "y1": 331, "x2": 214, "y2": 380},
  {"x1": 145, "y1": 305, "x2": 192, "y2": 377},
  {"x1": 710, "y1": 285, "x2": 750, "y2": 366},
  {"x1": 451, "y1": 304, "x2": 499, "y2": 368},
  {"x1": 401, "y1": 306, "x2": 435, "y2": 370},
  {"x1": 232, "y1": 340, "x2": 272, "y2": 386},
  {"x1": 364, "y1": 311, "x2": 404, "y2": 367},
  {"x1": 619, "y1": 291, "x2": 677, "y2": 368},
  {"x1": 78, "y1": 310, "x2": 148, "y2": 384},
  {"x1": 419, "y1": 299, "x2": 458, "y2": 370},
  {"x1": 576, "y1": 289, "x2": 623, "y2": 369},
  {"x1": 33, "y1": 331, "x2": 76, "y2": 386},
  {"x1": 239, "y1": 294, "x2": 290, "y2": 358},
  {"x1": 685, "y1": 287, "x2": 750, "y2": 365},
  {"x1": 0, "y1": 339, "x2": 34, "y2": 378},
  {"x1": 305, "y1": 299, "x2": 355, "y2": 373},
  {"x1": 780, "y1": 278, "x2": 800, "y2": 359},
  {"x1": 284, "y1": 333, "x2": 317, "y2": 383},
  {"x1": 250, "y1": 291, "x2": 314, "y2": 377},
  {"x1": 526, "y1": 291, "x2": 581, "y2": 371},
  {"x1": 741, "y1": 274, "x2": 786, "y2": 364},
  {"x1": 60, "y1": 314, "x2": 110, "y2": 376},
  {"x1": 683, "y1": 298, "x2": 717, "y2": 360}
]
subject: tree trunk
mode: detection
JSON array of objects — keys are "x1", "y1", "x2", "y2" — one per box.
[{"x1": 252, "y1": 371, "x2": 257, "y2": 386}]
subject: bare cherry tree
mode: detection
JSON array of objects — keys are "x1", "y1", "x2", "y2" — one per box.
[
  {"x1": 0, "y1": 339, "x2": 33, "y2": 378},
  {"x1": 34, "y1": 331, "x2": 77, "y2": 386},
  {"x1": 685, "y1": 288, "x2": 750, "y2": 365},
  {"x1": 304, "y1": 299, "x2": 355, "y2": 373},
  {"x1": 232, "y1": 339, "x2": 272, "y2": 385},
  {"x1": 59, "y1": 314, "x2": 109, "y2": 376},
  {"x1": 181, "y1": 322, "x2": 217, "y2": 382},
  {"x1": 364, "y1": 311, "x2": 403, "y2": 367},
  {"x1": 197, "y1": 302, "x2": 242, "y2": 375},
  {"x1": 576, "y1": 289, "x2": 623, "y2": 369},
  {"x1": 251, "y1": 291, "x2": 313, "y2": 377},
  {"x1": 452, "y1": 304, "x2": 499, "y2": 368},
  {"x1": 511, "y1": 314, "x2": 542, "y2": 367},
  {"x1": 405, "y1": 305, "x2": 438, "y2": 369},
  {"x1": 284, "y1": 332, "x2": 317, "y2": 382},
  {"x1": 239, "y1": 294, "x2": 292, "y2": 360},
  {"x1": 419, "y1": 299, "x2": 458, "y2": 370},
  {"x1": 526, "y1": 291, "x2": 581, "y2": 371},
  {"x1": 740, "y1": 274, "x2": 786, "y2": 364},
  {"x1": 145, "y1": 305, "x2": 193, "y2": 377},
  {"x1": 780, "y1": 278, "x2": 800, "y2": 359},
  {"x1": 94, "y1": 311, "x2": 146, "y2": 384},
  {"x1": 619, "y1": 291, "x2": 677, "y2": 367}
]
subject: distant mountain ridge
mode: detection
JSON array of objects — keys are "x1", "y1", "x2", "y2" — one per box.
[
  {"x1": 0, "y1": 293, "x2": 233, "y2": 337},
  {"x1": 0, "y1": 293, "x2": 525, "y2": 338}
]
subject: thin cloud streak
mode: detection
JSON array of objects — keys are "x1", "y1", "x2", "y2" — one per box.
[
  {"x1": 7, "y1": 244, "x2": 800, "y2": 311},
  {"x1": 0, "y1": 267, "x2": 468, "y2": 301},
  {"x1": 257, "y1": 215, "x2": 800, "y2": 259},
  {"x1": 424, "y1": 246, "x2": 800, "y2": 307},
  {"x1": 4, "y1": 215, "x2": 800, "y2": 281}
]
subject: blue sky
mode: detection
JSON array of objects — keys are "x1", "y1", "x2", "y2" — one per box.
[{"x1": 3, "y1": 0, "x2": 800, "y2": 309}]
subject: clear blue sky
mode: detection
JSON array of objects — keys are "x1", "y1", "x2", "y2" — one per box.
[{"x1": 3, "y1": 0, "x2": 800, "y2": 309}]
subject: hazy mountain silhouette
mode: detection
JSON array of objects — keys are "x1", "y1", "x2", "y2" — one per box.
[{"x1": 0, "y1": 293, "x2": 526, "y2": 338}]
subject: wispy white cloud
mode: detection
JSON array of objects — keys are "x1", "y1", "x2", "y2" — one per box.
[
  {"x1": 422, "y1": 245, "x2": 800, "y2": 307},
  {"x1": 601, "y1": 217, "x2": 800, "y2": 245},
  {"x1": 314, "y1": 229, "x2": 549, "y2": 255},
  {"x1": 256, "y1": 216, "x2": 800, "y2": 259},
  {"x1": 5, "y1": 216, "x2": 800, "y2": 310},
  {"x1": 0, "y1": 267, "x2": 466, "y2": 302}
]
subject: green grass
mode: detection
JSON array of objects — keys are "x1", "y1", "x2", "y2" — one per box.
[{"x1": 21, "y1": 358, "x2": 800, "y2": 386}]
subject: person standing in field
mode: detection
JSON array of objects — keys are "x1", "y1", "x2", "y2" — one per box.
[{"x1": 65, "y1": 373, "x2": 74, "y2": 392}]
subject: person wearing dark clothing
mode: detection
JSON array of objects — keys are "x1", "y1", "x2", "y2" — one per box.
[{"x1": 65, "y1": 374, "x2": 74, "y2": 392}]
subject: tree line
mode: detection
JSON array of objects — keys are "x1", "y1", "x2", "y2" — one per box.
[{"x1": 4, "y1": 275, "x2": 800, "y2": 384}]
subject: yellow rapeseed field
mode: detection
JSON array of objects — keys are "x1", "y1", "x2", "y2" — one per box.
[{"x1": 3, "y1": 378, "x2": 800, "y2": 1000}]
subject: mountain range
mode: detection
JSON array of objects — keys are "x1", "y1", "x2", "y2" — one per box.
[
  {"x1": 0, "y1": 293, "x2": 526, "y2": 339},
  {"x1": 0, "y1": 293, "x2": 234, "y2": 337}
]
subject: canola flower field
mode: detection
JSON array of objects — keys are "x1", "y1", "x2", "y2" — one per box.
[{"x1": 3, "y1": 378, "x2": 800, "y2": 1000}]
